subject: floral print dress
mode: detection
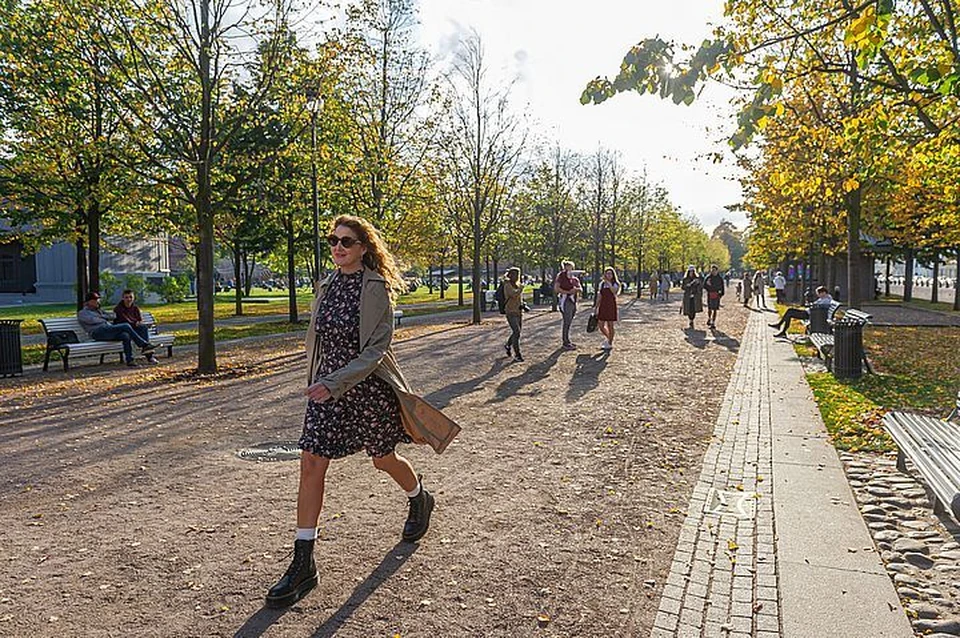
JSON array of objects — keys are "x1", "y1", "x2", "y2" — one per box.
[{"x1": 299, "y1": 270, "x2": 409, "y2": 459}]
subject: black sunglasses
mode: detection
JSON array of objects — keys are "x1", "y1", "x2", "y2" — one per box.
[{"x1": 327, "y1": 235, "x2": 361, "y2": 248}]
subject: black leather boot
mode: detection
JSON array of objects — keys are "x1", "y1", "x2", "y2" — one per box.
[
  {"x1": 402, "y1": 476, "x2": 435, "y2": 543},
  {"x1": 265, "y1": 538, "x2": 318, "y2": 608}
]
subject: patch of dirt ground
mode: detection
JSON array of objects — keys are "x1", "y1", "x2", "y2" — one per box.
[{"x1": 0, "y1": 299, "x2": 746, "y2": 637}]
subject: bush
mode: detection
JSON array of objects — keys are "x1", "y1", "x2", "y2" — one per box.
[
  {"x1": 99, "y1": 271, "x2": 121, "y2": 302},
  {"x1": 122, "y1": 273, "x2": 149, "y2": 301},
  {"x1": 152, "y1": 273, "x2": 190, "y2": 304}
]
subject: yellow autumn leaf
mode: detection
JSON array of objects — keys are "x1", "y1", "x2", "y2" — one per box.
[{"x1": 843, "y1": 178, "x2": 860, "y2": 192}]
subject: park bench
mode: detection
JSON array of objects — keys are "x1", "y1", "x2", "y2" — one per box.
[
  {"x1": 39, "y1": 311, "x2": 175, "y2": 372},
  {"x1": 883, "y1": 390, "x2": 960, "y2": 522},
  {"x1": 802, "y1": 300, "x2": 842, "y2": 334},
  {"x1": 807, "y1": 307, "x2": 871, "y2": 371},
  {"x1": 393, "y1": 309, "x2": 403, "y2": 327}
]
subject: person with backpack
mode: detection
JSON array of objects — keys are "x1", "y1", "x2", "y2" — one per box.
[{"x1": 501, "y1": 267, "x2": 524, "y2": 362}]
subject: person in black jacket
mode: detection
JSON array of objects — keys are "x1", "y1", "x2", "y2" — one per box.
[
  {"x1": 680, "y1": 266, "x2": 704, "y2": 329},
  {"x1": 702, "y1": 265, "x2": 725, "y2": 329}
]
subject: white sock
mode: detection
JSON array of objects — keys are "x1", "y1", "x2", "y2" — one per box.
[
  {"x1": 295, "y1": 527, "x2": 317, "y2": 541},
  {"x1": 405, "y1": 481, "x2": 422, "y2": 499}
]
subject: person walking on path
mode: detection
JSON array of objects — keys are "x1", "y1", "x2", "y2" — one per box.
[
  {"x1": 681, "y1": 266, "x2": 704, "y2": 329},
  {"x1": 77, "y1": 292, "x2": 157, "y2": 367},
  {"x1": 753, "y1": 270, "x2": 768, "y2": 309},
  {"x1": 702, "y1": 264, "x2": 725, "y2": 329},
  {"x1": 266, "y1": 214, "x2": 460, "y2": 609},
  {"x1": 773, "y1": 271, "x2": 786, "y2": 305},
  {"x1": 113, "y1": 289, "x2": 159, "y2": 365},
  {"x1": 768, "y1": 285, "x2": 834, "y2": 338},
  {"x1": 660, "y1": 271, "x2": 672, "y2": 302},
  {"x1": 596, "y1": 267, "x2": 620, "y2": 350},
  {"x1": 502, "y1": 267, "x2": 524, "y2": 362},
  {"x1": 742, "y1": 271, "x2": 753, "y2": 308},
  {"x1": 648, "y1": 272, "x2": 659, "y2": 301},
  {"x1": 554, "y1": 261, "x2": 582, "y2": 350}
]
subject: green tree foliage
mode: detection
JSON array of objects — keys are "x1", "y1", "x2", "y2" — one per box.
[{"x1": 0, "y1": 0, "x2": 151, "y2": 305}]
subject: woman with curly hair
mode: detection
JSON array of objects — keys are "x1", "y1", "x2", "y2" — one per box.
[{"x1": 266, "y1": 214, "x2": 459, "y2": 608}]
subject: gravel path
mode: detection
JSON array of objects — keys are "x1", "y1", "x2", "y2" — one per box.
[{"x1": 0, "y1": 297, "x2": 746, "y2": 638}]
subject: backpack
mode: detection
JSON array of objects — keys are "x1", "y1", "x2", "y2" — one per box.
[{"x1": 494, "y1": 281, "x2": 507, "y2": 314}]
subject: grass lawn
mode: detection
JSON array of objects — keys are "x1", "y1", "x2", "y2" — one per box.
[
  {"x1": 21, "y1": 320, "x2": 309, "y2": 367},
  {"x1": 805, "y1": 326, "x2": 960, "y2": 453},
  {"x1": 0, "y1": 282, "x2": 519, "y2": 336}
]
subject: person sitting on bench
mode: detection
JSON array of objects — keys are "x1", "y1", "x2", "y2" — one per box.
[
  {"x1": 114, "y1": 289, "x2": 160, "y2": 365},
  {"x1": 768, "y1": 286, "x2": 834, "y2": 338},
  {"x1": 77, "y1": 291, "x2": 157, "y2": 367}
]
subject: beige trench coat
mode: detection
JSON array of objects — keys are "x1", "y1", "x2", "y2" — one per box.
[{"x1": 305, "y1": 268, "x2": 461, "y2": 454}]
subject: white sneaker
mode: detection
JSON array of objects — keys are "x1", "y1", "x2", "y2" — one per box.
[{"x1": 601, "y1": 340, "x2": 612, "y2": 350}]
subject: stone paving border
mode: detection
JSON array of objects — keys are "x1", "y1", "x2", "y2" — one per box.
[{"x1": 651, "y1": 310, "x2": 914, "y2": 638}]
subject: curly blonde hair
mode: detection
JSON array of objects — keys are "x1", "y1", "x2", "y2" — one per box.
[{"x1": 330, "y1": 215, "x2": 406, "y2": 302}]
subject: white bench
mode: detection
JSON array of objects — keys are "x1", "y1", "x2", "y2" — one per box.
[
  {"x1": 39, "y1": 311, "x2": 175, "y2": 371},
  {"x1": 884, "y1": 391, "x2": 960, "y2": 522}
]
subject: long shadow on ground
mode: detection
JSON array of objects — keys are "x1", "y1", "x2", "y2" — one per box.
[
  {"x1": 489, "y1": 348, "x2": 564, "y2": 403},
  {"x1": 565, "y1": 351, "x2": 610, "y2": 403},
  {"x1": 308, "y1": 542, "x2": 418, "y2": 638},
  {"x1": 421, "y1": 359, "x2": 508, "y2": 410}
]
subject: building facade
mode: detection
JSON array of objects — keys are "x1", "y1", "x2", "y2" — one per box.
[{"x1": 0, "y1": 233, "x2": 171, "y2": 304}]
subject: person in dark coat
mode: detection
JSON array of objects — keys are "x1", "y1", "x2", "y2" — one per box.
[
  {"x1": 702, "y1": 265, "x2": 725, "y2": 329},
  {"x1": 681, "y1": 265, "x2": 704, "y2": 329}
]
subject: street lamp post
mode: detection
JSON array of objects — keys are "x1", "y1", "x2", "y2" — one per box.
[{"x1": 305, "y1": 88, "x2": 324, "y2": 284}]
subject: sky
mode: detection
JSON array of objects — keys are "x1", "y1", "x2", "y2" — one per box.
[{"x1": 416, "y1": 0, "x2": 748, "y2": 234}]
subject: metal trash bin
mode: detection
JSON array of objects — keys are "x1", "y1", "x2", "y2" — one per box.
[
  {"x1": 833, "y1": 317, "x2": 865, "y2": 379},
  {"x1": 808, "y1": 305, "x2": 830, "y2": 334},
  {"x1": 0, "y1": 319, "x2": 24, "y2": 378},
  {"x1": 533, "y1": 289, "x2": 541, "y2": 305}
]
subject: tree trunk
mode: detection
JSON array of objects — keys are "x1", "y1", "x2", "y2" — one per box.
[
  {"x1": 75, "y1": 235, "x2": 88, "y2": 310},
  {"x1": 472, "y1": 202, "x2": 482, "y2": 325},
  {"x1": 845, "y1": 185, "x2": 862, "y2": 309},
  {"x1": 884, "y1": 256, "x2": 891, "y2": 297},
  {"x1": 87, "y1": 203, "x2": 101, "y2": 296},
  {"x1": 954, "y1": 247, "x2": 960, "y2": 311},
  {"x1": 243, "y1": 253, "x2": 254, "y2": 297},
  {"x1": 286, "y1": 221, "x2": 298, "y2": 323},
  {"x1": 636, "y1": 251, "x2": 642, "y2": 299},
  {"x1": 233, "y1": 242, "x2": 243, "y2": 316},
  {"x1": 492, "y1": 258, "x2": 499, "y2": 287},
  {"x1": 439, "y1": 253, "x2": 445, "y2": 300},
  {"x1": 457, "y1": 243, "x2": 464, "y2": 306},
  {"x1": 904, "y1": 248, "x2": 915, "y2": 302},
  {"x1": 485, "y1": 255, "x2": 491, "y2": 290},
  {"x1": 932, "y1": 252, "x2": 940, "y2": 304},
  {"x1": 195, "y1": 0, "x2": 216, "y2": 373}
]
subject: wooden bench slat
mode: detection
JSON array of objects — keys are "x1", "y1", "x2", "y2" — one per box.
[{"x1": 884, "y1": 411, "x2": 960, "y2": 520}]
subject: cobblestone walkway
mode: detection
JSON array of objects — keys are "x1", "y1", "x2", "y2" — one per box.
[
  {"x1": 652, "y1": 308, "x2": 915, "y2": 638},
  {"x1": 652, "y1": 311, "x2": 780, "y2": 638}
]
